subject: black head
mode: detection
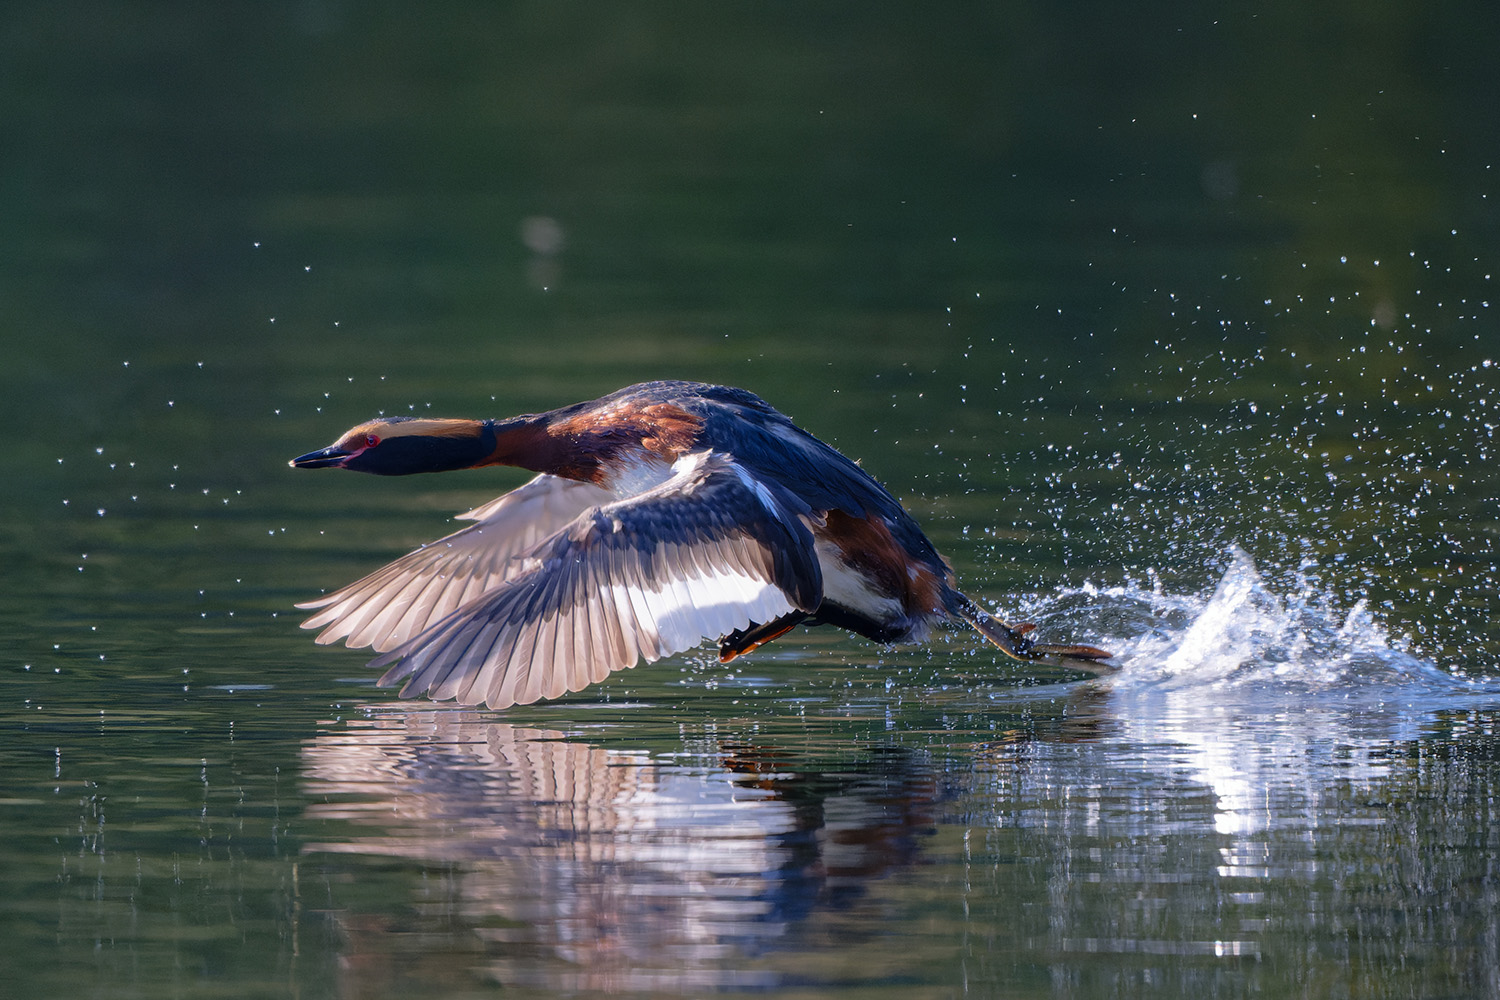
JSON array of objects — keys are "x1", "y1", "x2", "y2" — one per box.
[{"x1": 290, "y1": 417, "x2": 493, "y2": 476}]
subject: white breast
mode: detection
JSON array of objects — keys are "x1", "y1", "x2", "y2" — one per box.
[{"x1": 813, "y1": 538, "x2": 904, "y2": 620}]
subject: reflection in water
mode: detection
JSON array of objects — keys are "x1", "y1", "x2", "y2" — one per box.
[
  {"x1": 301, "y1": 712, "x2": 937, "y2": 992},
  {"x1": 1089, "y1": 545, "x2": 1499, "y2": 836},
  {"x1": 967, "y1": 690, "x2": 1500, "y2": 994},
  {"x1": 298, "y1": 548, "x2": 1500, "y2": 996},
  {"x1": 960, "y1": 549, "x2": 1500, "y2": 994}
]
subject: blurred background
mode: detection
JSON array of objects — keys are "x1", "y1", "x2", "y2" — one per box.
[
  {"x1": 7, "y1": 1, "x2": 1497, "y2": 625},
  {"x1": 3, "y1": 2, "x2": 1499, "y2": 997}
]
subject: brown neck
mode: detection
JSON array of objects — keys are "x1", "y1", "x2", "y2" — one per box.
[
  {"x1": 482, "y1": 397, "x2": 704, "y2": 484},
  {"x1": 482, "y1": 416, "x2": 605, "y2": 483}
]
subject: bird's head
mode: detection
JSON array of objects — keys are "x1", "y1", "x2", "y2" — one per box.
[{"x1": 290, "y1": 417, "x2": 494, "y2": 476}]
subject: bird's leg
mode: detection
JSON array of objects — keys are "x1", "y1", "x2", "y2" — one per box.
[
  {"x1": 948, "y1": 592, "x2": 1116, "y2": 673},
  {"x1": 718, "y1": 611, "x2": 810, "y2": 662}
]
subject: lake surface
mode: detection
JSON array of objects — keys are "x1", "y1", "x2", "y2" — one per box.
[{"x1": 5, "y1": 3, "x2": 1500, "y2": 997}]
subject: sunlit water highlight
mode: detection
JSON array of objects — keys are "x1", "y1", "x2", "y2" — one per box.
[
  {"x1": 285, "y1": 547, "x2": 1500, "y2": 994},
  {"x1": 1098, "y1": 543, "x2": 1484, "y2": 694},
  {"x1": 5, "y1": 7, "x2": 1498, "y2": 992},
  {"x1": 1010, "y1": 545, "x2": 1500, "y2": 849}
]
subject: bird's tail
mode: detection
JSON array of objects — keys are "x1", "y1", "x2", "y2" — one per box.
[{"x1": 948, "y1": 591, "x2": 1117, "y2": 675}]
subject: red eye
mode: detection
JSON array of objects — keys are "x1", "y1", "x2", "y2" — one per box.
[{"x1": 365, "y1": 434, "x2": 381, "y2": 448}]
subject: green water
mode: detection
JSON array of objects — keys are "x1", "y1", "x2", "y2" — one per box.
[{"x1": 5, "y1": 3, "x2": 1500, "y2": 997}]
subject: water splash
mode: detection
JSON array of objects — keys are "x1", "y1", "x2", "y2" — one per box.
[
  {"x1": 1076, "y1": 545, "x2": 1487, "y2": 696},
  {"x1": 1009, "y1": 546, "x2": 1500, "y2": 840}
]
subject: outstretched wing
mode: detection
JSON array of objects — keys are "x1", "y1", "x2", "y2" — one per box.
[
  {"x1": 297, "y1": 474, "x2": 616, "y2": 652},
  {"x1": 370, "y1": 452, "x2": 823, "y2": 710}
]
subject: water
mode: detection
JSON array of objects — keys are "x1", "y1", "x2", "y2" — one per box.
[{"x1": 5, "y1": 2, "x2": 1500, "y2": 997}]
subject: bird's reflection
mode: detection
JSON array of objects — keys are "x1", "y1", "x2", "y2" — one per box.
[{"x1": 300, "y1": 707, "x2": 938, "y2": 990}]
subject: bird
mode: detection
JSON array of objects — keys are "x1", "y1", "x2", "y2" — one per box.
[{"x1": 289, "y1": 380, "x2": 1114, "y2": 709}]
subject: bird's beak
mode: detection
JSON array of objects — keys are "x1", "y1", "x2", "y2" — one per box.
[{"x1": 289, "y1": 446, "x2": 352, "y2": 470}]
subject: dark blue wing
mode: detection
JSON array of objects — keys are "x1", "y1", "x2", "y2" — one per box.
[{"x1": 369, "y1": 452, "x2": 822, "y2": 709}]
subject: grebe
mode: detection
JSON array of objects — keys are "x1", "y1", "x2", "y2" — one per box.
[{"x1": 290, "y1": 381, "x2": 1113, "y2": 709}]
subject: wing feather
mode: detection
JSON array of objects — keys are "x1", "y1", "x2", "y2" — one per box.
[
  {"x1": 297, "y1": 474, "x2": 613, "y2": 652},
  {"x1": 622, "y1": 567, "x2": 662, "y2": 664},
  {"x1": 604, "y1": 582, "x2": 638, "y2": 679},
  {"x1": 369, "y1": 452, "x2": 823, "y2": 709},
  {"x1": 574, "y1": 565, "x2": 610, "y2": 701}
]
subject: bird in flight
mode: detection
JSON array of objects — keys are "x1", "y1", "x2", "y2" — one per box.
[{"x1": 291, "y1": 380, "x2": 1113, "y2": 708}]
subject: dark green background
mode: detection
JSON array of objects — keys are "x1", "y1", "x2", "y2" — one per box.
[{"x1": 3, "y1": 3, "x2": 1498, "y2": 997}]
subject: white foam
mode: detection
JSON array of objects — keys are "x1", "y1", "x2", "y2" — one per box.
[
  {"x1": 1073, "y1": 544, "x2": 1479, "y2": 695},
  {"x1": 1003, "y1": 545, "x2": 1500, "y2": 839}
]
